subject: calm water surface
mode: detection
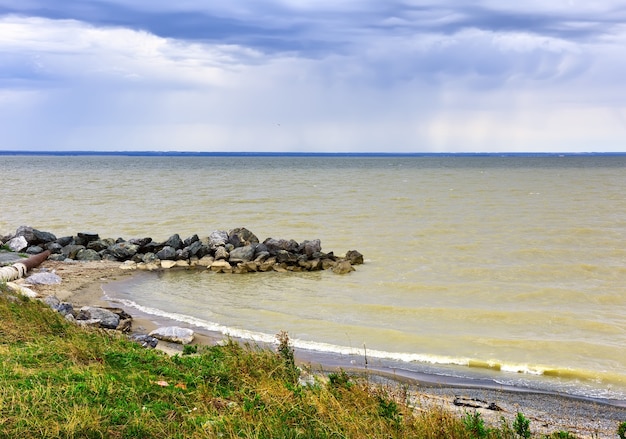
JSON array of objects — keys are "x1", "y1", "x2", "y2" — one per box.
[{"x1": 2, "y1": 155, "x2": 625, "y2": 401}]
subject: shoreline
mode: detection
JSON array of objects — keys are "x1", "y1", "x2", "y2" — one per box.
[{"x1": 28, "y1": 260, "x2": 626, "y2": 438}]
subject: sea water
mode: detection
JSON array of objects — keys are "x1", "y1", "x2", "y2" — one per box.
[{"x1": 2, "y1": 154, "x2": 625, "y2": 402}]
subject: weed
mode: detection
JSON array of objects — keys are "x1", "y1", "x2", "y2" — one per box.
[
  {"x1": 328, "y1": 369, "x2": 354, "y2": 389},
  {"x1": 463, "y1": 411, "x2": 489, "y2": 439},
  {"x1": 275, "y1": 330, "x2": 299, "y2": 384},
  {"x1": 182, "y1": 344, "x2": 198, "y2": 355},
  {"x1": 513, "y1": 412, "x2": 531, "y2": 438},
  {"x1": 618, "y1": 421, "x2": 626, "y2": 439}
]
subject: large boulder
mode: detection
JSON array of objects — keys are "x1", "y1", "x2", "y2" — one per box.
[
  {"x1": 214, "y1": 246, "x2": 229, "y2": 260},
  {"x1": 156, "y1": 246, "x2": 176, "y2": 260},
  {"x1": 228, "y1": 227, "x2": 259, "y2": 248},
  {"x1": 13, "y1": 226, "x2": 36, "y2": 243},
  {"x1": 300, "y1": 239, "x2": 321, "y2": 257},
  {"x1": 55, "y1": 236, "x2": 74, "y2": 247},
  {"x1": 128, "y1": 237, "x2": 152, "y2": 250},
  {"x1": 164, "y1": 234, "x2": 184, "y2": 250},
  {"x1": 183, "y1": 234, "x2": 200, "y2": 247},
  {"x1": 76, "y1": 306, "x2": 120, "y2": 329},
  {"x1": 75, "y1": 248, "x2": 101, "y2": 261},
  {"x1": 75, "y1": 232, "x2": 100, "y2": 246},
  {"x1": 263, "y1": 238, "x2": 299, "y2": 255},
  {"x1": 25, "y1": 245, "x2": 44, "y2": 254},
  {"x1": 185, "y1": 240, "x2": 205, "y2": 257},
  {"x1": 229, "y1": 244, "x2": 257, "y2": 263},
  {"x1": 87, "y1": 238, "x2": 115, "y2": 252},
  {"x1": 345, "y1": 250, "x2": 364, "y2": 265},
  {"x1": 130, "y1": 334, "x2": 159, "y2": 348},
  {"x1": 7, "y1": 236, "x2": 28, "y2": 252},
  {"x1": 149, "y1": 326, "x2": 194, "y2": 345},
  {"x1": 45, "y1": 242, "x2": 63, "y2": 254},
  {"x1": 208, "y1": 230, "x2": 229, "y2": 250},
  {"x1": 62, "y1": 244, "x2": 85, "y2": 259},
  {"x1": 276, "y1": 250, "x2": 297, "y2": 264},
  {"x1": 25, "y1": 271, "x2": 62, "y2": 285},
  {"x1": 30, "y1": 228, "x2": 57, "y2": 245},
  {"x1": 108, "y1": 242, "x2": 139, "y2": 261}
]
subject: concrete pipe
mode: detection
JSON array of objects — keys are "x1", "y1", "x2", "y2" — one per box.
[{"x1": 0, "y1": 250, "x2": 50, "y2": 282}]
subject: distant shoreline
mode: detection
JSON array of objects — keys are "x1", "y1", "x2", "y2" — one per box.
[{"x1": 1, "y1": 150, "x2": 626, "y2": 157}]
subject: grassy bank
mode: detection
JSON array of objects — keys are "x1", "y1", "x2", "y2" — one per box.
[{"x1": 0, "y1": 285, "x2": 621, "y2": 438}]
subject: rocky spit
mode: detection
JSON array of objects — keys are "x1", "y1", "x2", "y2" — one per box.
[
  {"x1": 1, "y1": 225, "x2": 364, "y2": 275},
  {"x1": 1, "y1": 225, "x2": 364, "y2": 347}
]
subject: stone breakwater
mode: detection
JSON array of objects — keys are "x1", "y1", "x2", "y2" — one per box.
[{"x1": 1, "y1": 226, "x2": 364, "y2": 275}]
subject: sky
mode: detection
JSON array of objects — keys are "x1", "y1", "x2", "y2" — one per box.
[{"x1": 1, "y1": 1, "x2": 625, "y2": 153}]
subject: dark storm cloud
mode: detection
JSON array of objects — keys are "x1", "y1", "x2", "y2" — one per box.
[{"x1": 2, "y1": 1, "x2": 623, "y2": 54}]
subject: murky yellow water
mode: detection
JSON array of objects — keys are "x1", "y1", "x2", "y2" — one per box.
[{"x1": 2, "y1": 155, "x2": 625, "y2": 401}]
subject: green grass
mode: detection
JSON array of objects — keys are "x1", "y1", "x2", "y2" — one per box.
[{"x1": 0, "y1": 289, "x2": 615, "y2": 438}]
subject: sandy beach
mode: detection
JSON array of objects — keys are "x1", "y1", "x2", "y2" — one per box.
[{"x1": 22, "y1": 259, "x2": 626, "y2": 438}]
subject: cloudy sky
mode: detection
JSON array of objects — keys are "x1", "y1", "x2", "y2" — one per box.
[{"x1": 1, "y1": 1, "x2": 625, "y2": 153}]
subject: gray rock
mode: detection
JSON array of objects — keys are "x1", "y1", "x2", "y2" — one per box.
[
  {"x1": 32, "y1": 229, "x2": 57, "y2": 244},
  {"x1": 57, "y1": 302, "x2": 74, "y2": 316},
  {"x1": 75, "y1": 248, "x2": 101, "y2": 261},
  {"x1": 0, "y1": 252, "x2": 25, "y2": 265},
  {"x1": 156, "y1": 245, "x2": 176, "y2": 260},
  {"x1": 183, "y1": 234, "x2": 199, "y2": 247},
  {"x1": 149, "y1": 326, "x2": 194, "y2": 345},
  {"x1": 300, "y1": 239, "x2": 322, "y2": 257},
  {"x1": 164, "y1": 234, "x2": 183, "y2": 250},
  {"x1": 42, "y1": 295, "x2": 74, "y2": 316},
  {"x1": 42, "y1": 295, "x2": 61, "y2": 310},
  {"x1": 185, "y1": 240, "x2": 204, "y2": 257},
  {"x1": 130, "y1": 334, "x2": 159, "y2": 348},
  {"x1": 55, "y1": 236, "x2": 74, "y2": 247},
  {"x1": 87, "y1": 238, "x2": 115, "y2": 252},
  {"x1": 45, "y1": 242, "x2": 64, "y2": 254},
  {"x1": 208, "y1": 230, "x2": 229, "y2": 250},
  {"x1": 75, "y1": 232, "x2": 100, "y2": 246},
  {"x1": 8, "y1": 236, "x2": 28, "y2": 252},
  {"x1": 263, "y1": 238, "x2": 299, "y2": 255},
  {"x1": 345, "y1": 250, "x2": 364, "y2": 265},
  {"x1": 76, "y1": 318, "x2": 102, "y2": 328},
  {"x1": 229, "y1": 244, "x2": 257, "y2": 263},
  {"x1": 26, "y1": 245, "x2": 44, "y2": 254},
  {"x1": 177, "y1": 248, "x2": 190, "y2": 260},
  {"x1": 108, "y1": 242, "x2": 139, "y2": 261},
  {"x1": 128, "y1": 237, "x2": 152, "y2": 249},
  {"x1": 25, "y1": 271, "x2": 62, "y2": 285},
  {"x1": 14, "y1": 226, "x2": 36, "y2": 243},
  {"x1": 48, "y1": 254, "x2": 66, "y2": 262},
  {"x1": 62, "y1": 244, "x2": 85, "y2": 259},
  {"x1": 276, "y1": 250, "x2": 297, "y2": 264},
  {"x1": 77, "y1": 306, "x2": 120, "y2": 329},
  {"x1": 228, "y1": 227, "x2": 259, "y2": 248},
  {"x1": 214, "y1": 246, "x2": 229, "y2": 260}
]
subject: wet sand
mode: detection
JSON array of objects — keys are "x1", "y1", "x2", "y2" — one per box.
[{"x1": 24, "y1": 260, "x2": 626, "y2": 438}]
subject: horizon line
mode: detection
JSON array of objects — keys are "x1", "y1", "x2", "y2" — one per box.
[{"x1": 1, "y1": 150, "x2": 626, "y2": 157}]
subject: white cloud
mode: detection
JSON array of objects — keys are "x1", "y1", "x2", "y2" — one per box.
[{"x1": 0, "y1": 7, "x2": 625, "y2": 152}]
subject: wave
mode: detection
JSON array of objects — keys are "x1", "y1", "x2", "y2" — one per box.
[{"x1": 108, "y1": 295, "x2": 626, "y2": 400}]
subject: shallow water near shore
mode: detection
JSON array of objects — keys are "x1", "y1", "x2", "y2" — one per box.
[{"x1": 2, "y1": 154, "x2": 626, "y2": 403}]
